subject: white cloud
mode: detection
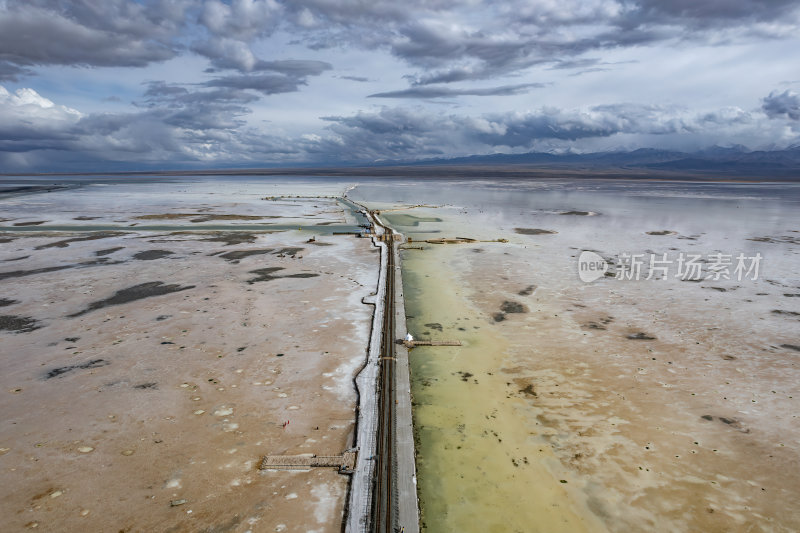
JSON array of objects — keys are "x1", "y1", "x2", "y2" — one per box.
[{"x1": 0, "y1": 86, "x2": 82, "y2": 146}]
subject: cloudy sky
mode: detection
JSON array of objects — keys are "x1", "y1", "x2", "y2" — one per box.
[{"x1": 1, "y1": 0, "x2": 800, "y2": 171}]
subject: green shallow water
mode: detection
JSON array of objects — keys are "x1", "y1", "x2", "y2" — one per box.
[
  {"x1": 382, "y1": 205, "x2": 600, "y2": 533},
  {"x1": 0, "y1": 224, "x2": 360, "y2": 233},
  {"x1": 400, "y1": 246, "x2": 599, "y2": 533}
]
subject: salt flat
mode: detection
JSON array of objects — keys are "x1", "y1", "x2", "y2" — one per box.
[
  {"x1": 353, "y1": 178, "x2": 800, "y2": 533},
  {"x1": 0, "y1": 179, "x2": 378, "y2": 532}
]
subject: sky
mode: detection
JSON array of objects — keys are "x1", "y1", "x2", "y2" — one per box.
[{"x1": 1, "y1": 0, "x2": 800, "y2": 172}]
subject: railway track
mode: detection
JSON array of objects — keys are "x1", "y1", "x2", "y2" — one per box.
[{"x1": 372, "y1": 220, "x2": 397, "y2": 533}]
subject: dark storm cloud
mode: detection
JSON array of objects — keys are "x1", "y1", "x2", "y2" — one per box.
[
  {"x1": 3, "y1": 0, "x2": 797, "y2": 85},
  {"x1": 387, "y1": 21, "x2": 555, "y2": 84},
  {"x1": 204, "y1": 73, "x2": 307, "y2": 95},
  {"x1": 199, "y1": 0, "x2": 281, "y2": 40},
  {"x1": 191, "y1": 0, "x2": 334, "y2": 74},
  {"x1": 368, "y1": 83, "x2": 545, "y2": 99},
  {"x1": 190, "y1": 38, "x2": 263, "y2": 72},
  {"x1": 762, "y1": 90, "x2": 800, "y2": 120},
  {"x1": 351, "y1": 1, "x2": 800, "y2": 84},
  {"x1": 191, "y1": 0, "x2": 288, "y2": 72},
  {"x1": 135, "y1": 82, "x2": 260, "y2": 130},
  {"x1": 0, "y1": 62, "x2": 35, "y2": 83},
  {"x1": 548, "y1": 59, "x2": 603, "y2": 70},
  {"x1": 339, "y1": 75, "x2": 370, "y2": 82},
  {"x1": 312, "y1": 105, "x2": 670, "y2": 160},
  {"x1": 283, "y1": 0, "x2": 452, "y2": 25},
  {"x1": 143, "y1": 81, "x2": 191, "y2": 100},
  {"x1": 142, "y1": 81, "x2": 260, "y2": 106},
  {"x1": 478, "y1": 104, "x2": 690, "y2": 146},
  {"x1": 192, "y1": 43, "x2": 332, "y2": 75},
  {"x1": 311, "y1": 102, "x2": 767, "y2": 161},
  {"x1": 252, "y1": 60, "x2": 332, "y2": 76},
  {"x1": 202, "y1": 59, "x2": 330, "y2": 95},
  {"x1": 696, "y1": 107, "x2": 753, "y2": 126},
  {"x1": 0, "y1": 0, "x2": 186, "y2": 77},
  {"x1": 626, "y1": 0, "x2": 800, "y2": 27}
]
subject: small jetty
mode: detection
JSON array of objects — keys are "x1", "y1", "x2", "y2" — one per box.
[
  {"x1": 403, "y1": 237, "x2": 508, "y2": 245},
  {"x1": 260, "y1": 450, "x2": 357, "y2": 474},
  {"x1": 404, "y1": 339, "x2": 462, "y2": 347}
]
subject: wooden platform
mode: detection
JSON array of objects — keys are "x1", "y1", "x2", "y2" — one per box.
[
  {"x1": 404, "y1": 340, "x2": 462, "y2": 347},
  {"x1": 260, "y1": 450, "x2": 357, "y2": 474},
  {"x1": 424, "y1": 237, "x2": 477, "y2": 244}
]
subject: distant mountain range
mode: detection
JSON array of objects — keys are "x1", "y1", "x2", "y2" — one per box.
[
  {"x1": 390, "y1": 145, "x2": 800, "y2": 177},
  {"x1": 4, "y1": 146, "x2": 800, "y2": 180}
]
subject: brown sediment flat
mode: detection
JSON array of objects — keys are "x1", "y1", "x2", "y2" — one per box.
[
  {"x1": 560, "y1": 211, "x2": 597, "y2": 216},
  {"x1": 133, "y1": 250, "x2": 174, "y2": 260},
  {"x1": 0, "y1": 314, "x2": 42, "y2": 332},
  {"x1": 500, "y1": 300, "x2": 527, "y2": 313},
  {"x1": 626, "y1": 332, "x2": 657, "y2": 340},
  {"x1": 135, "y1": 213, "x2": 267, "y2": 221},
  {"x1": 748, "y1": 235, "x2": 800, "y2": 245},
  {"x1": 518, "y1": 284, "x2": 536, "y2": 296},
  {"x1": 0, "y1": 219, "x2": 378, "y2": 532},
  {"x1": 492, "y1": 300, "x2": 529, "y2": 322},
  {"x1": 246, "y1": 267, "x2": 285, "y2": 283},
  {"x1": 12, "y1": 221, "x2": 48, "y2": 226},
  {"x1": 95, "y1": 247, "x2": 124, "y2": 257},
  {"x1": 245, "y1": 267, "x2": 319, "y2": 284},
  {"x1": 44, "y1": 359, "x2": 110, "y2": 379},
  {"x1": 218, "y1": 249, "x2": 274, "y2": 262},
  {"x1": 274, "y1": 247, "x2": 304, "y2": 255},
  {"x1": 0, "y1": 258, "x2": 128, "y2": 282},
  {"x1": 0, "y1": 265, "x2": 75, "y2": 281},
  {"x1": 68, "y1": 281, "x2": 195, "y2": 317},
  {"x1": 199, "y1": 232, "x2": 260, "y2": 246},
  {"x1": 514, "y1": 227, "x2": 557, "y2": 235},
  {"x1": 35, "y1": 232, "x2": 124, "y2": 250}
]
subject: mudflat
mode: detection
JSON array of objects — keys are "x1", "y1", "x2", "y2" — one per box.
[
  {"x1": 0, "y1": 183, "x2": 378, "y2": 532},
  {"x1": 355, "y1": 179, "x2": 800, "y2": 532}
]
